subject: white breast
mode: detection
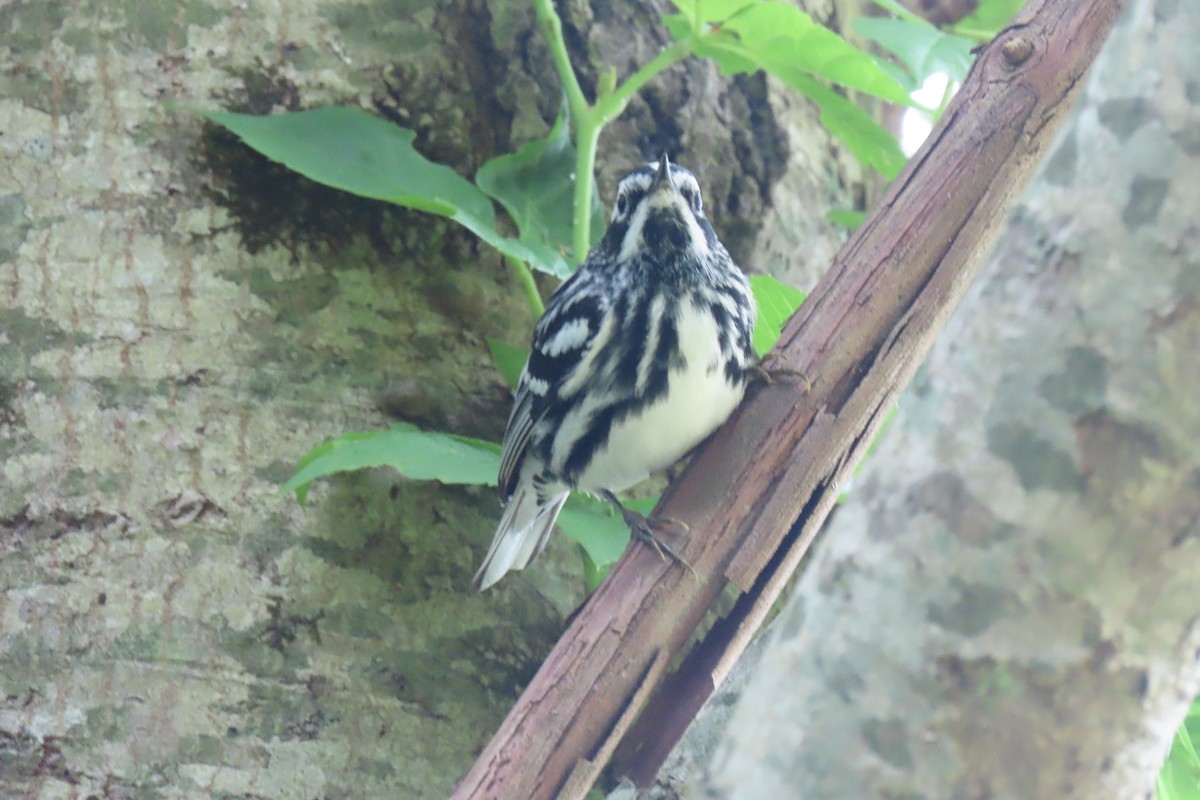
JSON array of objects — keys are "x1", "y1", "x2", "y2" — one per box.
[{"x1": 574, "y1": 299, "x2": 745, "y2": 493}]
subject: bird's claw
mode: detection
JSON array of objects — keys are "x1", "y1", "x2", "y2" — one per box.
[
  {"x1": 752, "y1": 358, "x2": 811, "y2": 391},
  {"x1": 602, "y1": 491, "x2": 699, "y2": 581}
]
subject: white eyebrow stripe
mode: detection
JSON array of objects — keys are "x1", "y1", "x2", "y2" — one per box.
[
  {"x1": 617, "y1": 196, "x2": 651, "y2": 262},
  {"x1": 681, "y1": 203, "x2": 711, "y2": 256},
  {"x1": 620, "y1": 173, "x2": 653, "y2": 192}
]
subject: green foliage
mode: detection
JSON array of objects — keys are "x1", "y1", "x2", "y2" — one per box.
[
  {"x1": 665, "y1": 0, "x2": 908, "y2": 178},
  {"x1": 202, "y1": 0, "x2": 923, "y2": 289},
  {"x1": 197, "y1": 107, "x2": 572, "y2": 280},
  {"x1": 557, "y1": 495, "x2": 641, "y2": 580},
  {"x1": 565, "y1": 495, "x2": 661, "y2": 591},
  {"x1": 198, "y1": 0, "x2": 1030, "y2": 295},
  {"x1": 474, "y1": 107, "x2": 604, "y2": 259},
  {"x1": 828, "y1": 208, "x2": 868, "y2": 229},
  {"x1": 779, "y1": 70, "x2": 910, "y2": 179},
  {"x1": 283, "y1": 423, "x2": 500, "y2": 504},
  {"x1": 750, "y1": 275, "x2": 808, "y2": 357},
  {"x1": 855, "y1": 15, "x2": 974, "y2": 93},
  {"x1": 486, "y1": 339, "x2": 528, "y2": 391},
  {"x1": 669, "y1": 1, "x2": 911, "y2": 104},
  {"x1": 857, "y1": 0, "x2": 1024, "y2": 128},
  {"x1": 1160, "y1": 698, "x2": 1200, "y2": 800}
]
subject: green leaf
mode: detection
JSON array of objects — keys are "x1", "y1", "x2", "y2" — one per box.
[
  {"x1": 581, "y1": 553, "x2": 611, "y2": 595},
  {"x1": 283, "y1": 423, "x2": 500, "y2": 503},
  {"x1": 750, "y1": 274, "x2": 807, "y2": 357},
  {"x1": 828, "y1": 208, "x2": 867, "y2": 229},
  {"x1": 199, "y1": 107, "x2": 488, "y2": 216},
  {"x1": 1177, "y1": 721, "x2": 1199, "y2": 766},
  {"x1": 673, "y1": 3, "x2": 913, "y2": 106},
  {"x1": 666, "y1": 4, "x2": 909, "y2": 176},
  {"x1": 476, "y1": 105, "x2": 605, "y2": 257},
  {"x1": 1155, "y1": 695, "x2": 1200, "y2": 799},
  {"x1": 556, "y1": 494, "x2": 661, "y2": 573},
  {"x1": 776, "y1": 70, "x2": 907, "y2": 178},
  {"x1": 1157, "y1": 757, "x2": 1200, "y2": 800},
  {"x1": 855, "y1": 16, "x2": 974, "y2": 89},
  {"x1": 556, "y1": 495, "x2": 631, "y2": 570},
  {"x1": 197, "y1": 107, "x2": 570, "y2": 277},
  {"x1": 730, "y1": 4, "x2": 913, "y2": 104},
  {"x1": 487, "y1": 338, "x2": 528, "y2": 391}
]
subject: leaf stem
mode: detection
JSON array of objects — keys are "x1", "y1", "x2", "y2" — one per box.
[
  {"x1": 571, "y1": 121, "x2": 602, "y2": 261},
  {"x1": 508, "y1": 255, "x2": 545, "y2": 317},
  {"x1": 532, "y1": 0, "x2": 588, "y2": 121},
  {"x1": 947, "y1": 26, "x2": 996, "y2": 44},
  {"x1": 534, "y1": 0, "x2": 692, "y2": 263},
  {"x1": 567, "y1": 41, "x2": 690, "y2": 259},
  {"x1": 593, "y1": 41, "x2": 690, "y2": 127}
]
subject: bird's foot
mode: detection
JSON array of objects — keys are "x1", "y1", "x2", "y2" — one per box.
[
  {"x1": 752, "y1": 356, "x2": 811, "y2": 391},
  {"x1": 601, "y1": 491, "x2": 698, "y2": 580}
]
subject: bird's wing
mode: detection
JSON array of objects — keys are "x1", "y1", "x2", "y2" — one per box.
[{"x1": 497, "y1": 268, "x2": 610, "y2": 498}]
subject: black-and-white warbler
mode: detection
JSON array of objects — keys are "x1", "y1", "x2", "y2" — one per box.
[{"x1": 473, "y1": 154, "x2": 756, "y2": 591}]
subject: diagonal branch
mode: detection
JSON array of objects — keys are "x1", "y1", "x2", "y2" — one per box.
[{"x1": 452, "y1": 1, "x2": 1125, "y2": 798}]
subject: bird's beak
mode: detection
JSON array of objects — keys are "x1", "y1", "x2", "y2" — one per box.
[{"x1": 650, "y1": 153, "x2": 675, "y2": 192}]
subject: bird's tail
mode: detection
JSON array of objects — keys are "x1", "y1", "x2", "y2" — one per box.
[{"x1": 472, "y1": 487, "x2": 568, "y2": 591}]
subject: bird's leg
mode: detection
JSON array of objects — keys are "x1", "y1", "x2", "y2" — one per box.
[
  {"x1": 751, "y1": 355, "x2": 811, "y2": 390},
  {"x1": 600, "y1": 490, "x2": 698, "y2": 579}
]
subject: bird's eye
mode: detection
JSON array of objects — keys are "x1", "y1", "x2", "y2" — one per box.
[
  {"x1": 615, "y1": 195, "x2": 629, "y2": 216},
  {"x1": 683, "y1": 188, "x2": 702, "y2": 213}
]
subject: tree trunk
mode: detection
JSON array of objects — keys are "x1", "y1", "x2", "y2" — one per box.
[
  {"x1": 0, "y1": 1, "x2": 859, "y2": 798},
  {"x1": 682, "y1": 0, "x2": 1200, "y2": 797}
]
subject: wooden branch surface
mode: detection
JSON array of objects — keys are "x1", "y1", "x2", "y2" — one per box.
[{"x1": 452, "y1": 1, "x2": 1124, "y2": 797}]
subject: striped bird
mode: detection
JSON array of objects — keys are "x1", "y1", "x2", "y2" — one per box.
[{"x1": 473, "y1": 154, "x2": 756, "y2": 591}]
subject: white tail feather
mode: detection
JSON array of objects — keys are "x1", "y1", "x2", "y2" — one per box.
[{"x1": 472, "y1": 489, "x2": 568, "y2": 591}]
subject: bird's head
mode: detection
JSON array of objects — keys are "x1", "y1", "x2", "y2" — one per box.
[{"x1": 606, "y1": 154, "x2": 718, "y2": 265}]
